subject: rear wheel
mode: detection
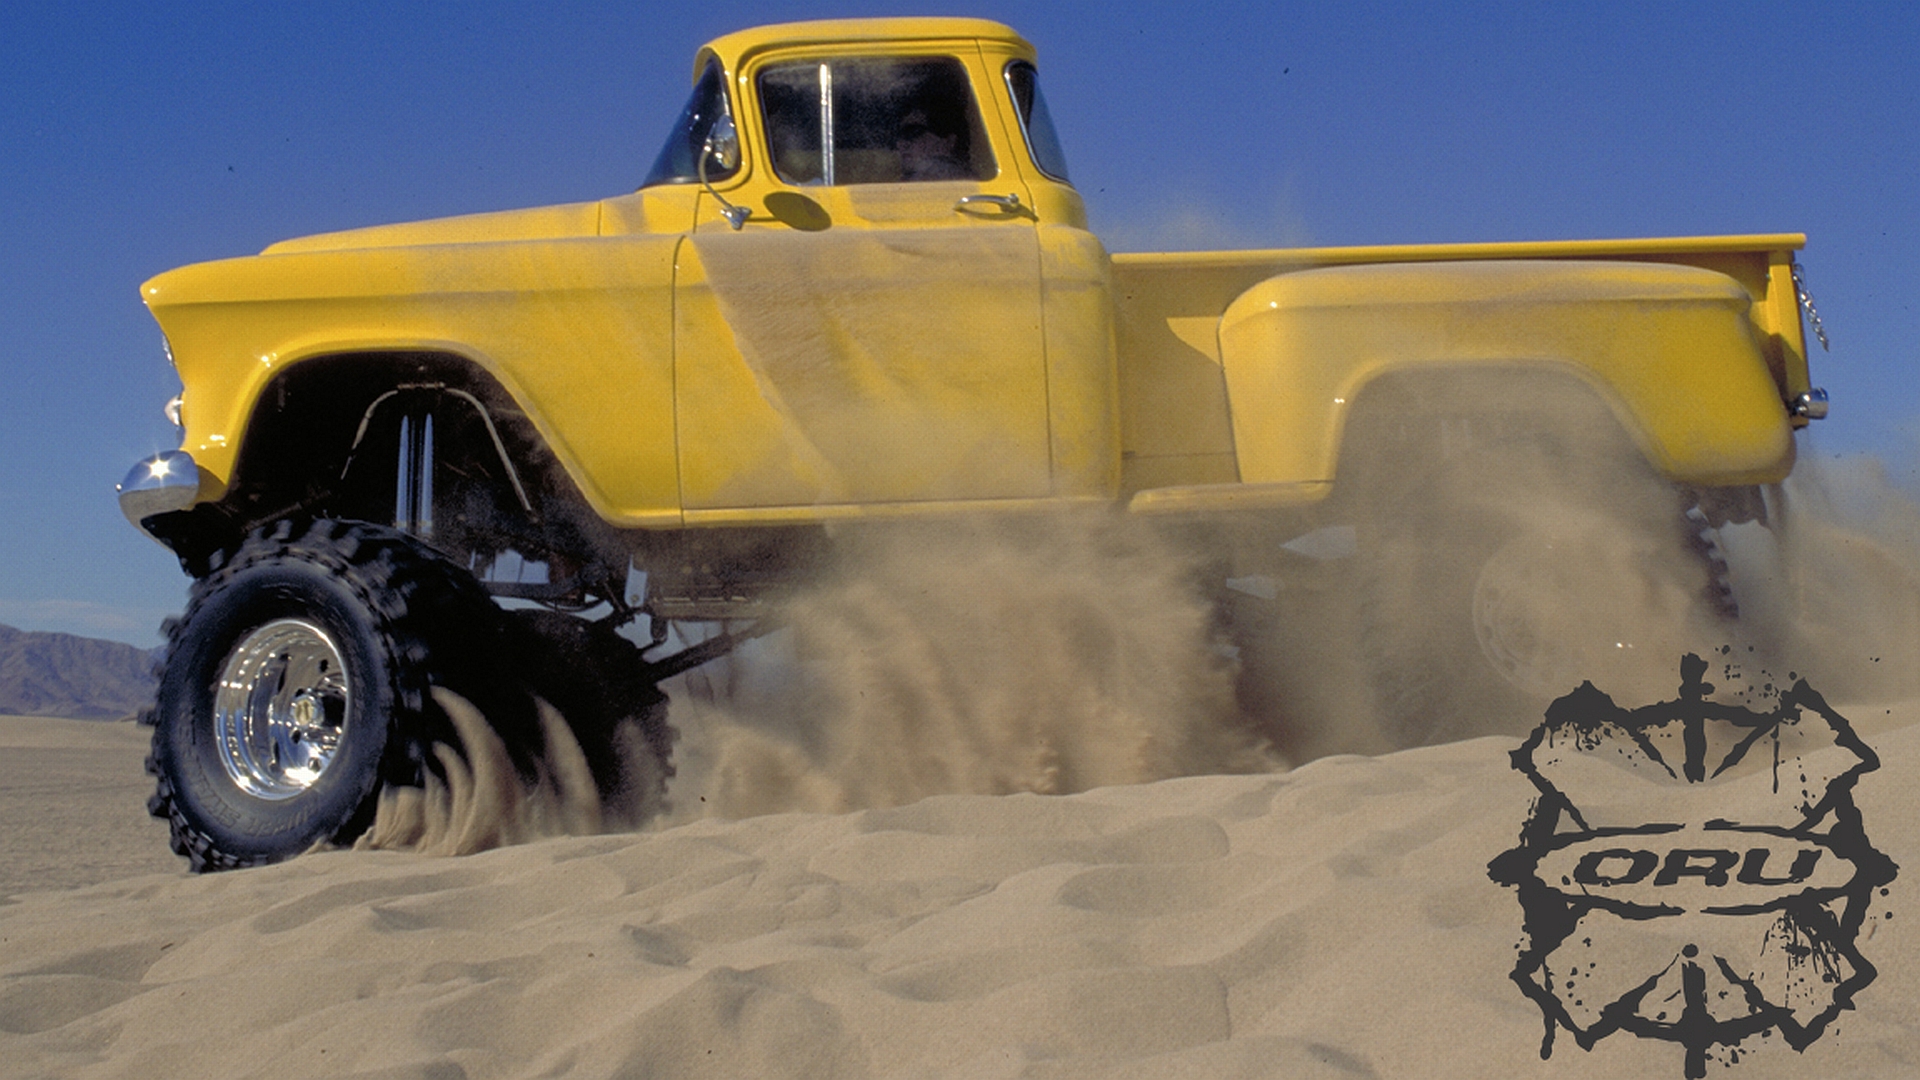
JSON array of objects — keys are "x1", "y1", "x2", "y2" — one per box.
[
  {"x1": 1354, "y1": 448, "x2": 1722, "y2": 747},
  {"x1": 145, "y1": 519, "x2": 505, "y2": 870},
  {"x1": 1330, "y1": 371, "x2": 1750, "y2": 746}
]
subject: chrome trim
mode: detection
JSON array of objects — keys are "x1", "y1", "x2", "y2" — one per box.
[
  {"x1": 955, "y1": 192, "x2": 1023, "y2": 212},
  {"x1": 344, "y1": 384, "x2": 533, "y2": 513},
  {"x1": 163, "y1": 394, "x2": 184, "y2": 429},
  {"x1": 1003, "y1": 59, "x2": 1071, "y2": 183},
  {"x1": 1793, "y1": 388, "x2": 1830, "y2": 420},
  {"x1": 117, "y1": 450, "x2": 200, "y2": 530},
  {"x1": 214, "y1": 619, "x2": 351, "y2": 800},
  {"x1": 699, "y1": 114, "x2": 751, "y2": 230}
]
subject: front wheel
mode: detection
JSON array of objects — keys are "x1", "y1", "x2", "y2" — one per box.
[{"x1": 145, "y1": 520, "x2": 502, "y2": 870}]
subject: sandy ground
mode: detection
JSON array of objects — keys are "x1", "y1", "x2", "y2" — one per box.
[
  {"x1": 2, "y1": 700, "x2": 1915, "y2": 1080},
  {"x1": 0, "y1": 717, "x2": 181, "y2": 898}
]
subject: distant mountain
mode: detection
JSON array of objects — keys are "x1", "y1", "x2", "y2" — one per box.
[{"x1": 0, "y1": 624, "x2": 160, "y2": 720}]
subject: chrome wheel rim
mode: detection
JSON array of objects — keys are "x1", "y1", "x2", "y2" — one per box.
[
  {"x1": 1471, "y1": 532, "x2": 1589, "y2": 699},
  {"x1": 1471, "y1": 520, "x2": 1698, "y2": 702},
  {"x1": 213, "y1": 619, "x2": 351, "y2": 799}
]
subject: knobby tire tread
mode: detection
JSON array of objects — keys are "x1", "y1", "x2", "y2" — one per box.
[{"x1": 143, "y1": 519, "x2": 501, "y2": 871}]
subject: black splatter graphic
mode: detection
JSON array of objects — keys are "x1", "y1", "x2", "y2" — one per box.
[{"x1": 1488, "y1": 655, "x2": 1898, "y2": 1078}]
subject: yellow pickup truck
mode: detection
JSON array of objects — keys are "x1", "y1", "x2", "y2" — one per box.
[{"x1": 118, "y1": 18, "x2": 1825, "y2": 869}]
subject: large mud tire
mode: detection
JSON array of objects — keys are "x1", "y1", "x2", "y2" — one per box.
[
  {"x1": 1355, "y1": 457, "x2": 1718, "y2": 747},
  {"x1": 1334, "y1": 373, "x2": 1742, "y2": 747},
  {"x1": 144, "y1": 520, "x2": 506, "y2": 871}
]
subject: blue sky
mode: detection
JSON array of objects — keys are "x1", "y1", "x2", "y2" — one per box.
[{"x1": 3, "y1": 1, "x2": 1916, "y2": 647}]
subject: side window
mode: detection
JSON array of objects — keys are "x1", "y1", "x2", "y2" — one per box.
[
  {"x1": 1004, "y1": 61, "x2": 1070, "y2": 183},
  {"x1": 757, "y1": 56, "x2": 995, "y2": 185},
  {"x1": 642, "y1": 59, "x2": 738, "y2": 187}
]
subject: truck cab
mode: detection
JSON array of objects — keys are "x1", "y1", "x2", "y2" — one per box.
[{"x1": 618, "y1": 18, "x2": 1120, "y2": 520}]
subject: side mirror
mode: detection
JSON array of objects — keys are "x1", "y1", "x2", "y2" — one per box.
[{"x1": 698, "y1": 115, "x2": 750, "y2": 230}]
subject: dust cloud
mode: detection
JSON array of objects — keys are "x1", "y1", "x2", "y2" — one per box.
[
  {"x1": 1229, "y1": 375, "x2": 1920, "y2": 758},
  {"x1": 349, "y1": 511, "x2": 1279, "y2": 853},
  {"x1": 1724, "y1": 452, "x2": 1920, "y2": 703},
  {"x1": 355, "y1": 688, "x2": 665, "y2": 856},
  {"x1": 1222, "y1": 374, "x2": 1741, "y2": 755},
  {"x1": 354, "y1": 436, "x2": 1920, "y2": 855},
  {"x1": 665, "y1": 513, "x2": 1281, "y2": 820}
]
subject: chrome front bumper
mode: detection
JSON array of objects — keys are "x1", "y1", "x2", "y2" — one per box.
[{"x1": 117, "y1": 450, "x2": 200, "y2": 534}]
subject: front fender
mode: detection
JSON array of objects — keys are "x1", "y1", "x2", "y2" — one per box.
[
  {"x1": 1216, "y1": 260, "x2": 1796, "y2": 488},
  {"x1": 142, "y1": 232, "x2": 683, "y2": 528}
]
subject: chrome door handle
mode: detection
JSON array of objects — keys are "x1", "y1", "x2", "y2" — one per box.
[{"x1": 954, "y1": 192, "x2": 1023, "y2": 212}]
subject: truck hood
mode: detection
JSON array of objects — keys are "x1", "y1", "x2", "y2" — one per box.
[{"x1": 261, "y1": 200, "x2": 604, "y2": 255}]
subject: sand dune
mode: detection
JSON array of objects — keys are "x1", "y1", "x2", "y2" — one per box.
[{"x1": 3, "y1": 704, "x2": 1914, "y2": 1079}]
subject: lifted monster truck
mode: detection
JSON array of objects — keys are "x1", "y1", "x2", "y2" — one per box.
[{"x1": 119, "y1": 18, "x2": 1827, "y2": 869}]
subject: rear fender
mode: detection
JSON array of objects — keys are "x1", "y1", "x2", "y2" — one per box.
[{"x1": 1216, "y1": 260, "x2": 1797, "y2": 491}]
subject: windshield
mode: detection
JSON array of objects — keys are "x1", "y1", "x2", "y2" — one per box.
[
  {"x1": 1005, "y1": 61, "x2": 1070, "y2": 182},
  {"x1": 757, "y1": 56, "x2": 994, "y2": 186},
  {"x1": 642, "y1": 59, "x2": 738, "y2": 187}
]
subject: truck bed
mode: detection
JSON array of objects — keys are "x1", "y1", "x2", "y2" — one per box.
[{"x1": 1110, "y1": 234, "x2": 1812, "y2": 501}]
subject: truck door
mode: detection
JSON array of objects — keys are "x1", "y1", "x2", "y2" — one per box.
[{"x1": 673, "y1": 49, "x2": 1048, "y2": 516}]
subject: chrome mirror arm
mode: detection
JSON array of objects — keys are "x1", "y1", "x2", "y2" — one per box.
[{"x1": 695, "y1": 119, "x2": 744, "y2": 228}]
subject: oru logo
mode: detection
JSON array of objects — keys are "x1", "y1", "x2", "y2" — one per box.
[{"x1": 1488, "y1": 654, "x2": 1898, "y2": 1079}]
